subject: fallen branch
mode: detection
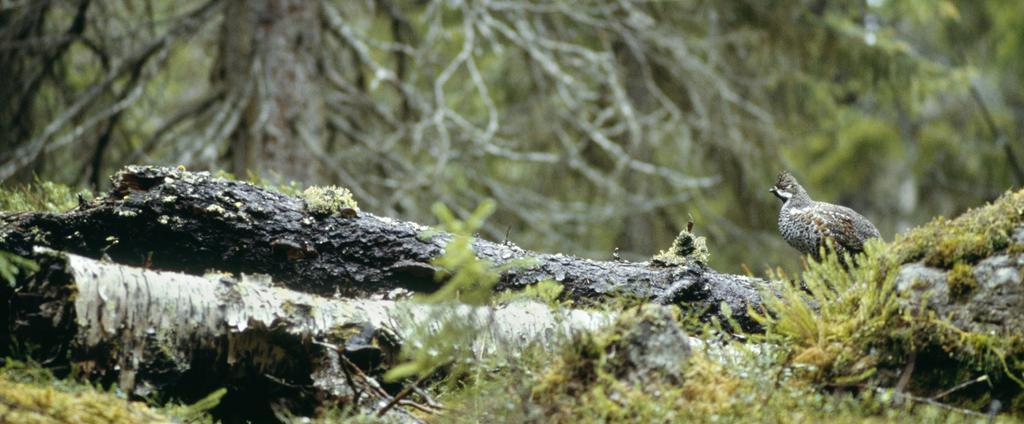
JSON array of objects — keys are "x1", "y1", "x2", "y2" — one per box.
[
  {"x1": 0, "y1": 165, "x2": 766, "y2": 331},
  {"x1": 3, "y1": 248, "x2": 611, "y2": 421}
]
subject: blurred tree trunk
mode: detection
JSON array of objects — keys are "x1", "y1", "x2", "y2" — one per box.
[{"x1": 216, "y1": 0, "x2": 325, "y2": 183}]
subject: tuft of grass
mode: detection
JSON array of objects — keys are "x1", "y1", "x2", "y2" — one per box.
[
  {"x1": 751, "y1": 239, "x2": 899, "y2": 385},
  {"x1": 0, "y1": 180, "x2": 91, "y2": 213}
]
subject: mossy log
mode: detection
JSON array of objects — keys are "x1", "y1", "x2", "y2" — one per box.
[
  {"x1": 0, "y1": 165, "x2": 765, "y2": 331},
  {"x1": 2, "y1": 248, "x2": 612, "y2": 422}
]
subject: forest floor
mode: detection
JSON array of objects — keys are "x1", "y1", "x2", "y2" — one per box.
[{"x1": 0, "y1": 173, "x2": 1022, "y2": 423}]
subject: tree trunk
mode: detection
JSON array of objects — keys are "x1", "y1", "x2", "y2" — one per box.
[{"x1": 216, "y1": 0, "x2": 325, "y2": 183}]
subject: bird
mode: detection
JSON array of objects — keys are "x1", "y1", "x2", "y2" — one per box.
[{"x1": 769, "y1": 171, "x2": 880, "y2": 261}]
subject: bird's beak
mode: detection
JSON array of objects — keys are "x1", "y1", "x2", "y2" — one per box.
[{"x1": 769, "y1": 187, "x2": 777, "y2": 194}]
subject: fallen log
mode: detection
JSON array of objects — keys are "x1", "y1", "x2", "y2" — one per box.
[
  {"x1": 3, "y1": 168, "x2": 1024, "y2": 421},
  {"x1": 4, "y1": 248, "x2": 613, "y2": 422},
  {"x1": 0, "y1": 165, "x2": 765, "y2": 331}
]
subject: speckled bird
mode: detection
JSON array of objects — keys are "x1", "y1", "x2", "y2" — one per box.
[{"x1": 770, "y1": 171, "x2": 881, "y2": 260}]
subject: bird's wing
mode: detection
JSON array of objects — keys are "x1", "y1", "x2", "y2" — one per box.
[{"x1": 808, "y1": 206, "x2": 867, "y2": 253}]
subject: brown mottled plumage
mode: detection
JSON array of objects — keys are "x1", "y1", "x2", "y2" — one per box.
[{"x1": 770, "y1": 171, "x2": 881, "y2": 260}]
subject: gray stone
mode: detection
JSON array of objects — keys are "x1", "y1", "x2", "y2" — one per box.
[
  {"x1": 895, "y1": 262, "x2": 949, "y2": 311},
  {"x1": 1012, "y1": 226, "x2": 1024, "y2": 245},
  {"x1": 896, "y1": 255, "x2": 1024, "y2": 335}
]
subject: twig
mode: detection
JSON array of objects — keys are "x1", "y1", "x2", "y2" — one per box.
[
  {"x1": 376, "y1": 369, "x2": 433, "y2": 417},
  {"x1": 969, "y1": 82, "x2": 1024, "y2": 185},
  {"x1": 0, "y1": 0, "x2": 223, "y2": 182},
  {"x1": 894, "y1": 349, "x2": 916, "y2": 394},
  {"x1": 876, "y1": 387, "x2": 987, "y2": 418},
  {"x1": 334, "y1": 349, "x2": 390, "y2": 399},
  {"x1": 930, "y1": 375, "x2": 990, "y2": 401},
  {"x1": 412, "y1": 386, "x2": 443, "y2": 409}
]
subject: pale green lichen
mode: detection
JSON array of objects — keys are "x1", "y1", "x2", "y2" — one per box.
[
  {"x1": 300, "y1": 186, "x2": 359, "y2": 217},
  {"x1": 652, "y1": 228, "x2": 710, "y2": 266}
]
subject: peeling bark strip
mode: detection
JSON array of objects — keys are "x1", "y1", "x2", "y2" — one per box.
[
  {"x1": 0, "y1": 166, "x2": 765, "y2": 330},
  {"x1": 6, "y1": 249, "x2": 611, "y2": 421}
]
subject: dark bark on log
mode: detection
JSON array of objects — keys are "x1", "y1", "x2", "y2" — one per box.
[{"x1": 0, "y1": 165, "x2": 765, "y2": 331}]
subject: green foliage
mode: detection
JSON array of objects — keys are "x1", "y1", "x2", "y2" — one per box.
[
  {"x1": 421, "y1": 200, "x2": 498, "y2": 305},
  {"x1": 0, "y1": 180, "x2": 90, "y2": 213},
  {"x1": 384, "y1": 200, "x2": 500, "y2": 383},
  {"x1": 751, "y1": 240, "x2": 899, "y2": 385},
  {"x1": 794, "y1": 115, "x2": 903, "y2": 201},
  {"x1": 0, "y1": 251, "x2": 39, "y2": 287}
]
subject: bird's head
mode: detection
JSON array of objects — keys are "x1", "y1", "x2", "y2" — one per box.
[{"x1": 769, "y1": 171, "x2": 807, "y2": 202}]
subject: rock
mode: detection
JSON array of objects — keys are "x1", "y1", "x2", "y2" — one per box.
[
  {"x1": 895, "y1": 262, "x2": 949, "y2": 311},
  {"x1": 1012, "y1": 226, "x2": 1024, "y2": 246},
  {"x1": 896, "y1": 255, "x2": 1024, "y2": 334}
]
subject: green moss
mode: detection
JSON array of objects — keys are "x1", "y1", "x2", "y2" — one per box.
[
  {"x1": 946, "y1": 262, "x2": 978, "y2": 299},
  {"x1": 0, "y1": 180, "x2": 91, "y2": 213},
  {"x1": 652, "y1": 228, "x2": 710, "y2": 267},
  {"x1": 442, "y1": 304, "x2": 1004, "y2": 423},
  {"x1": 752, "y1": 240, "x2": 897, "y2": 385},
  {"x1": 0, "y1": 360, "x2": 172, "y2": 423},
  {"x1": 753, "y1": 189, "x2": 1024, "y2": 414},
  {"x1": 299, "y1": 185, "x2": 360, "y2": 217},
  {"x1": 892, "y1": 188, "x2": 1024, "y2": 268},
  {"x1": 493, "y1": 280, "x2": 565, "y2": 306}
]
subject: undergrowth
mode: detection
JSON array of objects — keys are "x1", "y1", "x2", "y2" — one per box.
[
  {"x1": 433, "y1": 188, "x2": 1024, "y2": 423},
  {"x1": 4, "y1": 179, "x2": 1024, "y2": 422},
  {"x1": 751, "y1": 188, "x2": 1024, "y2": 418},
  {"x1": 0, "y1": 359, "x2": 223, "y2": 423},
  {"x1": 0, "y1": 180, "x2": 90, "y2": 213}
]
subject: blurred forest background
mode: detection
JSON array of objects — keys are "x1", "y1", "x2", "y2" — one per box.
[{"x1": 1, "y1": 0, "x2": 1022, "y2": 273}]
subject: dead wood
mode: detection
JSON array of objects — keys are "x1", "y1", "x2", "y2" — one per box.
[{"x1": 0, "y1": 165, "x2": 765, "y2": 331}]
